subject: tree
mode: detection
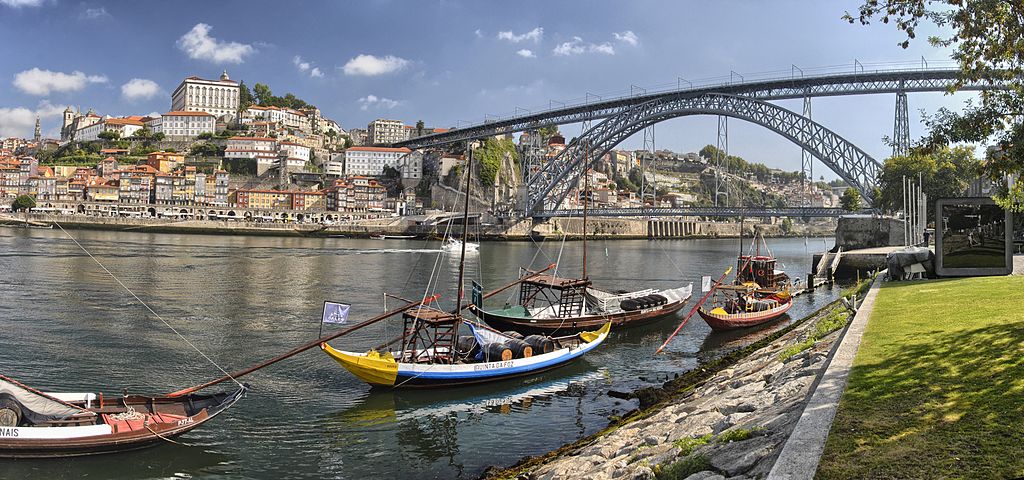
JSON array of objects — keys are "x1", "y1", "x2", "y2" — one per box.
[
  {"x1": 416, "y1": 120, "x2": 425, "y2": 137},
  {"x1": 11, "y1": 195, "x2": 36, "y2": 212},
  {"x1": 238, "y1": 81, "x2": 254, "y2": 110},
  {"x1": 844, "y1": 1, "x2": 1024, "y2": 210},
  {"x1": 253, "y1": 83, "x2": 273, "y2": 106},
  {"x1": 877, "y1": 146, "x2": 980, "y2": 219},
  {"x1": 841, "y1": 188, "x2": 863, "y2": 212},
  {"x1": 97, "y1": 130, "x2": 120, "y2": 141},
  {"x1": 343, "y1": 136, "x2": 353, "y2": 149},
  {"x1": 781, "y1": 216, "x2": 795, "y2": 235}
]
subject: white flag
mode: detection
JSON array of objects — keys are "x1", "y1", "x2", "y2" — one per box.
[
  {"x1": 322, "y1": 302, "x2": 350, "y2": 324},
  {"x1": 701, "y1": 275, "x2": 713, "y2": 292}
]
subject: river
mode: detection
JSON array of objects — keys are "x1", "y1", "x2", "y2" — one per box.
[{"x1": 0, "y1": 227, "x2": 837, "y2": 479}]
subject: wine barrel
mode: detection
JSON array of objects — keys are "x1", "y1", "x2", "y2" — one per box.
[
  {"x1": 620, "y1": 298, "x2": 638, "y2": 311},
  {"x1": 506, "y1": 338, "x2": 533, "y2": 358},
  {"x1": 0, "y1": 395, "x2": 22, "y2": 427},
  {"x1": 502, "y1": 330, "x2": 525, "y2": 340},
  {"x1": 456, "y1": 335, "x2": 479, "y2": 357},
  {"x1": 650, "y1": 294, "x2": 668, "y2": 306},
  {"x1": 524, "y1": 335, "x2": 555, "y2": 355},
  {"x1": 481, "y1": 343, "x2": 513, "y2": 362}
]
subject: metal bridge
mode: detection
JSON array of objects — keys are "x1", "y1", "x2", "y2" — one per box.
[
  {"x1": 534, "y1": 206, "x2": 858, "y2": 219},
  {"x1": 391, "y1": 66, "x2": 1003, "y2": 217}
]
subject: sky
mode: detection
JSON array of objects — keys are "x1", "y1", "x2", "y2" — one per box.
[{"x1": 0, "y1": 0, "x2": 972, "y2": 179}]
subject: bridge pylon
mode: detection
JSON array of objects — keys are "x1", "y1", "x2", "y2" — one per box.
[
  {"x1": 714, "y1": 115, "x2": 730, "y2": 207},
  {"x1": 801, "y1": 93, "x2": 814, "y2": 206},
  {"x1": 893, "y1": 90, "x2": 910, "y2": 157}
]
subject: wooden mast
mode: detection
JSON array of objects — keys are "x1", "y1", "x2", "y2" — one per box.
[
  {"x1": 582, "y1": 139, "x2": 589, "y2": 280},
  {"x1": 455, "y1": 144, "x2": 473, "y2": 315}
]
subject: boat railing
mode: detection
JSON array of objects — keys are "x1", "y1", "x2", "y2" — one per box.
[{"x1": 587, "y1": 288, "x2": 659, "y2": 312}]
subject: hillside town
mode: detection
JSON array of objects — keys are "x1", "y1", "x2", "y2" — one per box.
[{"x1": 0, "y1": 71, "x2": 842, "y2": 223}]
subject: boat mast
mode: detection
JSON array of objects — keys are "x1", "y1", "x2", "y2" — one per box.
[
  {"x1": 582, "y1": 139, "x2": 589, "y2": 280},
  {"x1": 455, "y1": 143, "x2": 473, "y2": 315}
]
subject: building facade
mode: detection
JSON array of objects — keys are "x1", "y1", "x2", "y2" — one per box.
[
  {"x1": 343, "y1": 146, "x2": 412, "y2": 177},
  {"x1": 147, "y1": 111, "x2": 215, "y2": 140},
  {"x1": 170, "y1": 71, "x2": 240, "y2": 120},
  {"x1": 367, "y1": 119, "x2": 405, "y2": 145}
]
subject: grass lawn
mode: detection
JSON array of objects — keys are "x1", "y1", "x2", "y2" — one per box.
[{"x1": 817, "y1": 276, "x2": 1024, "y2": 479}]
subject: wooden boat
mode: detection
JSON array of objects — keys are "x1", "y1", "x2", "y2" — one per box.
[
  {"x1": 472, "y1": 273, "x2": 692, "y2": 334},
  {"x1": 442, "y1": 237, "x2": 479, "y2": 252},
  {"x1": 0, "y1": 374, "x2": 245, "y2": 458},
  {"x1": 697, "y1": 230, "x2": 794, "y2": 331},
  {"x1": 371, "y1": 234, "x2": 416, "y2": 240},
  {"x1": 320, "y1": 148, "x2": 611, "y2": 389}
]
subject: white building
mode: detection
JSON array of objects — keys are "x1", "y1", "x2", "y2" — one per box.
[
  {"x1": 171, "y1": 71, "x2": 240, "y2": 120},
  {"x1": 367, "y1": 119, "x2": 406, "y2": 145},
  {"x1": 75, "y1": 117, "x2": 145, "y2": 142},
  {"x1": 324, "y1": 152, "x2": 345, "y2": 176},
  {"x1": 243, "y1": 106, "x2": 311, "y2": 132},
  {"x1": 225, "y1": 137, "x2": 278, "y2": 175},
  {"x1": 146, "y1": 111, "x2": 215, "y2": 140},
  {"x1": 344, "y1": 146, "x2": 413, "y2": 177},
  {"x1": 278, "y1": 141, "x2": 311, "y2": 169}
]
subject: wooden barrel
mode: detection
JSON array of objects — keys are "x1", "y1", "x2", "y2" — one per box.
[
  {"x1": 502, "y1": 330, "x2": 525, "y2": 340},
  {"x1": 524, "y1": 335, "x2": 555, "y2": 355},
  {"x1": 481, "y1": 343, "x2": 513, "y2": 362},
  {"x1": 456, "y1": 335, "x2": 479, "y2": 358},
  {"x1": 506, "y1": 339, "x2": 533, "y2": 358}
]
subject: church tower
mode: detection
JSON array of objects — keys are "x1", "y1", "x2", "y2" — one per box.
[
  {"x1": 62, "y1": 106, "x2": 75, "y2": 141},
  {"x1": 34, "y1": 116, "x2": 41, "y2": 142}
]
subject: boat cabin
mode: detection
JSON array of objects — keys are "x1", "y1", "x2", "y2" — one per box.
[
  {"x1": 736, "y1": 255, "x2": 788, "y2": 290},
  {"x1": 400, "y1": 307, "x2": 460, "y2": 364},
  {"x1": 517, "y1": 274, "x2": 591, "y2": 319}
]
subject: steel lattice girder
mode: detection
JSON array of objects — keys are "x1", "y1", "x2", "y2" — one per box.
[
  {"x1": 395, "y1": 69, "x2": 1003, "y2": 149},
  {"x1": 535, "y1": 206, "x2": 855, "y2": 218},
  {"x1": 528, "y1": 93, "x2": 882, "y2": 215}
]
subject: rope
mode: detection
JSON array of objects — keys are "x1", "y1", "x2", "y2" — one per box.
[
  {"x1": 107, "y1": 405, "x2": 144, "y2": 422},
  {"x1": 53, "y1": 221, "x2": 243, "y2": 389}
]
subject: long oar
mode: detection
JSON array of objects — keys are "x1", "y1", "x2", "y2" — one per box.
[
  {"x1": 167, "y1": 294, "x2": 441, "y2": 397},
  {"x1": 655, "y1": 267, "x2": 732, "y2": 355}
]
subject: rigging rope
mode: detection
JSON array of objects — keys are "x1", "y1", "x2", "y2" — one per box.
[{"x1": 53, "y1": 221, "x2": 243, "y2": 389}]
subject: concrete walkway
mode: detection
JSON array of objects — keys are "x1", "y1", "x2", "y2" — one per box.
[{"x1": 766, "y1": 274, "x2": 883, "y2": 479}]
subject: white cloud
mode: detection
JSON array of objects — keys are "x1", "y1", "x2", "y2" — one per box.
[
  {"x1": 516, "y1": 49, "x2": 536, "y2": 58},
  {"x1": 342, "y1": 54, "x2": 409, "y2": 76},
  {"x1": 121, "y1": 78, "x2": 161, "y2": 101},
  {"x1": 293, "y1": 56, "x2": 324, "y2": 78},
  {"x1": 357, "y1": 94, "x2": 401, "y2": 111},
  {"x1": 80, "y1": 6, "x2": 111, "y2": 20},
  {"x1": 497, "y1": 27, "x2": 543, "y2": 43},
  {"x1": 553, "y1": 37, "x2": 616, "y2": 56},
  {"x1": 0, "y1": 101, "x2": 65, "y2": 138},
  {"x1": 0, "y1": 0, "x2": 45, "y2": 7},
  {"x1": 613, "y1": 30, "x2": 639, "y2": 46},
  {"x1": 474, "y1": 29, "x2": 483, "y2": 38},
  {"x1": 13, "y1": 68, "x2": 108, "y2": 96},
  {"x1": 177, "y1": 23, "x2": 255, "y2": 64}
]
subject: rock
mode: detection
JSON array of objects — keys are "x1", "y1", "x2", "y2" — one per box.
[
  {"x1": 683, "y1": 472, "x2": 725, "y2": 480},
  {"x1": 631, "y1": 466, "x2": 656, "y2": 480},
  {"x1": 729, "y1": 379, "x2": 745, "y2": 389},
  {"x1": 736, "y1": 402, "x2": 756, "y2": 413},
  {"x1": 608, "y1": 390, "x2": 633, "y2": 400},
  {"x1": 643, "y1": 435, "x2": 660, "y2": 446},
  {"x1": 706, "y1": 433, "x2": 776, "y2": 476}
]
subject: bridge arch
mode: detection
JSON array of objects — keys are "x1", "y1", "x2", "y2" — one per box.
[{"x1": 528, "y1": 93, "x2": 881, "y2": 214}]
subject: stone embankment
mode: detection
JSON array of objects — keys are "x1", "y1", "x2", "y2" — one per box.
[{"x1": 491, "y1": 300, "x2": 856, "y2": 480}]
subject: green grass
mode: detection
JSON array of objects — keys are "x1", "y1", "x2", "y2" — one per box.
[
  {"x1": 818, "y1": 276, "x2": 1024, "y2": 479},
  {"x1": 716, "y1": 426, "x2": 763, "y2": 443},
  {"x1": 777, "y1": 306, "x2": 850, "y2": 361},
  {"x1": 672, "y1": 434, "x2": 712, "y2": 456},
  {"x1": 655, "y1": 455, "x2": 710, "y2": 480}
]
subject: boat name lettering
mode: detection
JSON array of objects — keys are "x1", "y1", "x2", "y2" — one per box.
[
  {"x1": 474, "y1": 360, "x2": 514, "y2": 371},
  {"x1": 0, "y1": 427, "x2": 18, "y2": 437},
  {"x1": 176, "y1": 417, "x2": 195, "y2": 427}
]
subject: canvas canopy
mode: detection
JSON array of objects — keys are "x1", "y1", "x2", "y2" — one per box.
[{"x1": 0, "y1": 374, "x2": 93, "y2": 423}]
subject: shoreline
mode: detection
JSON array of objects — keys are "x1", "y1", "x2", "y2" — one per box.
[
  {"x1": 481, "y1": 281, "x2": 870, "y2": 480},
  {"x1": 1, "y1": 213, "x2": 837, "y2": 242}
]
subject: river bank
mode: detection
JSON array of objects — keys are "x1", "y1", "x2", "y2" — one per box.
[
  {"x1": 0, "y1": 212, "x2": 837, "y2": 241},
  {"x1": 485, "y1": 282, "x2": 870, "y2": 480}
]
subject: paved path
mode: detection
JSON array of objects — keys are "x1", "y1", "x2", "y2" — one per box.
[{"x1": 767, "y1": 275, "x2": 883, "y2": 479}]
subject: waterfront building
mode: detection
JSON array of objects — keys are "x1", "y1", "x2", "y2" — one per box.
[
  {"x1": 147, "y1": 151, "x2": 185, "y2": 173},
  {"x1": 0, "y1": 159, "x2": 22, "y2": 197},
  {"x1": 76, "y1": 118, "x2": 145, "y2": 142},
  {"x1": 146, "y1": 111, "x2": 216, "y2": 140},
  {"x1": 117, "y1": 167, "x2": 157, "y2": 204},
  {"x1": 98, "y1": 157, "x2": 119, "y2": 177},
  {"x1": 85, "y1": 177, "x2": 119, "y2": 202},
  {"x1": 367, "y1": 119, "x2": 405, "y2": 145},
  {"x1": 343, "y1": 146, "x2": 412, "y2": 177},
  {"x1": 230, "y1": 189, "x2": 326, "y2": 211},
  {"x1": 323, "y1": 176, "x2": 386, "y2": 212},
  {"x1": 171, "y1": 71, "x2": 240, "y2": 120},
  {"x1": 225, "y1": 137, "x2": 278, "y2": 175}
]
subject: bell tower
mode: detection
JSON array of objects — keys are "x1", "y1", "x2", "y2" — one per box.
[{"x1": 34, "y1": 116, "x2": 41, "y2": 142}]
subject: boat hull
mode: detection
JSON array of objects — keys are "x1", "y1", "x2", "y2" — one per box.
[
  {"x1": 698, "y1": 299, "x2": 793, "y2": 331},
  {"x1": 473, "y1": 298, "x2": 688, "y2": 335},
  {"x1": 0, "y1": 387, "x2": 246, "y2": 459},
  {"x1": 321, "y1": 323, "x2": 611, "y2": 389}
]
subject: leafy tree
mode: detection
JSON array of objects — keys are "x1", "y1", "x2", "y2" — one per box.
[
  {"x1": 416, "y1": 120, "x2": 425, "y2": 137},
  {"x1": 841, "y1": 188, "x2": 863, "y2": 212},
  {"x1": 196, "y1": 132, "x2": 214, "y2": 140},
  {"x1": 473, "y1": 137, "x2": 518, "y2": 186},
  {"x1": 238, "y1": 81, "x2": 254, "y2": 110},
  {"x1": 253, "y1": 83, "x2": 274, "y2": 106},
  {"x1": 380, "y1": 165, "x2": 405, "y2": 196},
  {"x1": 188, "y1": 143, "x2": 224, "y2": 157},
  {"x1": 876, "y1": 146, "x2": 980, "y2": 219},
  {"x1": 343, "y1": 136, "x2": 353, "y2": 149},
  {"x1": 11, "y1": 195, "x2": 36, "y2": 212},
  {"x1": 844, "y1": 1, "x2": 1024, "y2": 210},
  {"x1": 781, "y1": 217, "x2": 795, "y2": 235},
  {"x1": 97, "y1": 130, "x2": 120, "y2": 141}
]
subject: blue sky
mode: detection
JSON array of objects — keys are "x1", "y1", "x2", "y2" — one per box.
[{"x1": 0, "y1": 0, "x2": 969, "y2": 179}]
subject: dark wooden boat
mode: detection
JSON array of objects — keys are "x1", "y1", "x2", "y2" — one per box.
[
  {"x1": 0, "y1": 374, "x2": 245, "y2": 458},
  {"x1": 697, "y1": 292, "x2": 793, "y2": 330}
]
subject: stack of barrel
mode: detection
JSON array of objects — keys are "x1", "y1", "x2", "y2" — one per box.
[
  {"x1": 619, "y1": 293, "x2": 668, "y2": 312},
  {"x1": 456, "y1": 330, "x2": 557, "y2": 362}
]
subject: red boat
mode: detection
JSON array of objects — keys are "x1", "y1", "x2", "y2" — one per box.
[
  {"x1": 697, "y1": 292, "x2": 793, "y2": 330},
  {"x1": 698, "y1": 231, "x2": 794, "y2": 331}
]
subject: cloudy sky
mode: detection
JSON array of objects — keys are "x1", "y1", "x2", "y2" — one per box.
[{"x1": 0, "y1": 0, "x2": 968, "y2": 178}]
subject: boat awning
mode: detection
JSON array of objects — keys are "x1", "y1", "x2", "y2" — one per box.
[
  {"x1": 522, "y1": 274, "x2": 591, "y2": 290},
  {"x1": 403, "y1": 307, "x2": 459, "y2": 324},
  {"x1": 0, "y1": 374, "x2": 93, "y2": 420}
]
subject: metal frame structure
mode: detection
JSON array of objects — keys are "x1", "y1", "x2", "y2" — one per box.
[
  {"x1": 395, "y1": 69, "x2": 1000, "y2": 150},
  {"x1": 535, "y1": 206, "x2": 860, "y2": 218},
  {"x1": 525, "y1": 93, "x2": 883, "y2": 215},
  {"x1": 800, "y1": 93, "x2": 813, "y2": 206},
  {"x1": 892, "y1": 90, "x2": 910, "y2": 156}
]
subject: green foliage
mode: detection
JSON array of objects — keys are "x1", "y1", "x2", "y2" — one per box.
[
  {"x1": 44, "y1": 154, "x2": 103, "y2": 166},
  {"x1": 844, "y1": 1, "x2": 1024, "y2": 210},
  {"x1": 131, "y1": 145, "x2": 157, "y2": 156},
  {"x1": 877, "y1": 146, "x2": 981, "y2": 218},
  {"x1": 656, "y1": 455, "x2": 710, "y2": 480},
  {"x1": 616, "y1": 176, "x2": 638, "y2": 192},
  {"x1": 238, "y1": 81, "x2": 254, "y2": 111},
  {"x1": 97, "y1": 130, "x2": 120, "y2": 141},
  {"x1": 700, "y1": 144, "x2": 804, "y2": 183},
  {"x1": 343, "y1": 136, "x2": 354, "y2": 149},
  {"x1": 537, "y1": 125, "x2": 560, "y2": 138},
  {"x1": 197, "y1": 132, "x2": 214, "y2": 140},
  {"x1": 380, "y1": 165, "x2": 404, "y2": 196},
  {"x1": 779, "y1": 306, "x2": 851, "y2": 361},
  {"x1": 474, "y1": 137, "x2": 518, "y2": 186},
  {"x1": 252, "y1": 82, "x2": 315, "y2": 110},
  {"x1": 11, "y1": 195, "x2": 36, "y2": 212},
  {"x1": 781, "y1": 217, "x2": 794, "y2": 234},
  {"x1": 717, "y1": 427, "x2": 763, "y2": 443},
  {"x1": 188, "y1": 143, "x2": 224, "y2": 158},
  {"x1": 671, "y1": 434, "x2": 712, "y2": 456},
  {"x1": 840, "y1": 188, "x2": 862, "y2": 212},
  {"x1": 221, "y1": 158, "x2": 256, "y2": 175}
]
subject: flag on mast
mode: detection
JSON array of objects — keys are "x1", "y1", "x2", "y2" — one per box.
[{"x1": 322, "y1": 302, "x2": 350, "y2": 324}]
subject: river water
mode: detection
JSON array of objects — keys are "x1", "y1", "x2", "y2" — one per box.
[{"x1": 0, "y1": 227, "x2": 836, "y2": 479}]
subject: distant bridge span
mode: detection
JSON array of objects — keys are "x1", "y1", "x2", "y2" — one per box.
[
  {"x1": 535, "y1": 206, "x2": 860, "y2": 219},
  {"x1": 394, "y1": 68, "x2": 996, "y2": 149}
]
